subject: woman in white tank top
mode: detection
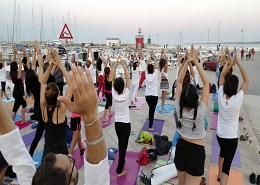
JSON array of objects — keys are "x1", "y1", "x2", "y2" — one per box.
[{"x1": 130, "y1": 53, "x2": 140, "y2": 105}]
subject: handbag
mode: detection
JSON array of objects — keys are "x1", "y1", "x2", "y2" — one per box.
[{"x1": 154, "y1": 135, "x2": 172, "y2": 156}]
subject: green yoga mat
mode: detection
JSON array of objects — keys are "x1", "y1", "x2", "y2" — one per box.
[{"x1": 213, "y1": 102, "x2": 219, "y2": 112}]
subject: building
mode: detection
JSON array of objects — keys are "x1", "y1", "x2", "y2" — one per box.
[
  {"x1": 106, "y1": 38, "x2": 121, "y2": 46},
  {"x1": 135, "y1": 28, "x2": 144, "y2": 49},
  {"x1": 147, "y1": 35, "x2": 151, "y2": 45}
]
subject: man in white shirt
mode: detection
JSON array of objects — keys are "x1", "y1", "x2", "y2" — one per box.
[{"x1": 0, "y1": 52, "x2": 109, "y2": 185}]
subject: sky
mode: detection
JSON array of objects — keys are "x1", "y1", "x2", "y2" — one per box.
[{"x1": 0, "y1": 0, "x2": 260, "y2": 45}]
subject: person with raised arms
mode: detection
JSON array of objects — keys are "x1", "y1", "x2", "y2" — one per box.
[
  {"x1": 174, "y1": 45, "x2": 209, "y2": 185},
  {"x1": 0, "y1": 51, "x2": 109, "y2": 185},
  {"x1": 159, "y1": 48, "x2": 169, "y2": 110}
]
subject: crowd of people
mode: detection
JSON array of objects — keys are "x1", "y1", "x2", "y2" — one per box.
[{"x1": 0, "y1": 43, "x2": 249, "y2": 185}]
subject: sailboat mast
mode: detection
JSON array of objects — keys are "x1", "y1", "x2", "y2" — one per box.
[
  {"x1": 12, "y1": 0, "x2": 16, "y2": 43},
  {"x1": 18, "y1": 4, "x2": 20, "y2": 42},
  {"x1": 74, "y1": 16, "x2": 76, "y2": 44},
  {"x1": 40, "y1": 4, "x2": 43, "y2": 43}
]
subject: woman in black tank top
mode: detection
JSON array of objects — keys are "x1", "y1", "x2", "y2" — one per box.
[
  {"x1": 10, "y1": 46, "x2": 27, "y2": 124},
  {"x1": 38, "y1": 48, "x2": 72, "y2": 160}
]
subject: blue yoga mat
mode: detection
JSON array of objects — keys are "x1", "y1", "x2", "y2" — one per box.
[
  {"x1": 212, "y1": 92, "x2": 218, "y2": 101},
  {"x1": 2, "y1": 97, "x2": 15, "y2": 104},
  {"x1": 14, "y1": 115, "x2": 22, "y2": 121},
  {"x1": 155, "y1": 104, "x2": 174, "y2": 114},
  {"x1": 22, "y1": 131, "x2": 45, "y2": 147},
  {"x1": 211, "y1": 132, "x2": 241, "y2": 167},
  {"x1": 136, "y1": 118, "x2": 165, "y2": 140},
  {"x1": 33, "y1": 150, "x2": 43, "y2": 168},
  {"x1": 172, "y1": 131, "x2": 180, "y2": 147}
]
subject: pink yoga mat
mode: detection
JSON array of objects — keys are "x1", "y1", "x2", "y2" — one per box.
[
  {"x1": 100, "y1": 112, "x2": 115, "y2": 128},
  {"x1": 15, "y1": 120, "x2": 33, "y2": 130},
  {"x1": 210, "y1": 112, "x2": 218, "y2": 130},
  {"x1": 129, "y1": 98, "x2": 146, "y2": 110},
  {"x1": 211, "y1": 132, "x2": 241, "y2": 167},
  {"x1": 110, "y1": 151, "x2": 140, "y2": 185},
  {"x1": 72, "y1": 148, "x2": 85, "y2": 169}
]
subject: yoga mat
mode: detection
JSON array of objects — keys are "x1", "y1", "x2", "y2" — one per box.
[
  {"x1": 98, "y1": 103, "x2": 106, "y2": 107},
  {"x1": 172, "y1": 131, "x2": 180, "y2": 147},
  {"x1": 130, "y1": 87, "x2": 145, "y2": 91},
  {"x1": 26, "y1": 99, "x2": 35, "y2": 104},
  {"x1": 5, "y1": 104, "x2": 14, "y2": 110},
  {"x1": 213, "y1": 101, "x2": 219, "y2": 112},
  {"x1": 26, "y1": 107, "x2": 34, "y2": 113},
  {"x1": 109, "y1": 151, "x2": 140, "y2": 185},
  {"x1": 211, "y1": 132, "x2": 241, "y2": 167},
  {"x1": 155, "y1": 104, "x2": 174, "y2": 114},
  {"x1": 100, "y1": 112, "x2": 115, "y2": 128},
  {"x1": 32, "y1": 150, "x2": 43, "y2": 168},
  {"x1": 209, "y1": 165, "x2": 244, "y2": 185},
  {"x1": 72, "y1": 148, "x2": 84, "y2": 169},
  {"x1": 212, "y1": 92, "x2": 218, "y2": 101},
  {"x1": 22, "y1": 130, "x2": 45, "y2": 147},
  {"x1": 15, "y1": 120, "x2": 33, "y2": 130},
  {"x1": 129, "y1": 98, "x2": 146, "y2": 110},
  {"x1": 210, "y1": 112, "x2": 218, "y2": 130},
  {"x1": 14, "y1": 114, "x2": 22, "y2": 121},
  {"x1": 137, "y1": 118, "x2": 165, "y2": 140},
  {"x1": 2, "y1": 97, "x2": 15, "y2": 104}
]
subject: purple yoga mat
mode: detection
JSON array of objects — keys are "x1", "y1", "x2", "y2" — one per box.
[
  {"x1": 110, "y1": 151, "x2": 140, "y2": 185},
  {"x1": 15, "y1": 120, "x2": 33, "y2": 130},
  {"x1": 211, "y1": 132, "x2": 241, "y2": 167},
  {"x1": 100, "y1": 112, "x2": 115, "y2": 128},
  {"x1": 72, "y1": 148, "x2": 85, "y2": 169},
  {"x1": 210, "y1": 112, "x2": 218, "y2": 130},
  {"x1": 129, "y1": 98, "x2": 146, "y2": 110},
  {"x1": 137, "y1": 118, "x2": 165, "y2": 140},
  {"x1": 22, "y1": 131, "x2": 45, "y2": 147}
]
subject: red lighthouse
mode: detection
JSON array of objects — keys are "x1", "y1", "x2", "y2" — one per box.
[{"x1": 135, "y1": 28, "x2": 144, "y2": 49}]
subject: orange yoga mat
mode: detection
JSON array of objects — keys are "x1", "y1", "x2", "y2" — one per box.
[{"x1": 209, "y1": 166, "x2": 244, "y2": 185}]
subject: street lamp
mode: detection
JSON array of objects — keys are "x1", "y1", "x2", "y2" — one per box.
[
  {"x1": 179, "y1": 32, "x2": 183, "y2": 49},
  {"x1": 241, "y1": 28, "x2": 244, "y2": 48},
  {"x1": 156, "y1": 33, "x2": 159, "y2": 47},
  {"x1": 206, "y1": 30, "x2": 209, "y2": 48}
]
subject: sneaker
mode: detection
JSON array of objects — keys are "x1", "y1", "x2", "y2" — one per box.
[{"x1": 257, "y1": 175, "x2": 260, "y2": 185}]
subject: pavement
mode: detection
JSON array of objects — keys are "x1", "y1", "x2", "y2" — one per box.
[{"x1": 1, "y1": 51, "x2": 260, "y2": 185}]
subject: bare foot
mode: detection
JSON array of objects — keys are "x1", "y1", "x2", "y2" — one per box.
[
  {"x1": 149, "y1": 128, "x2": 154, "y2": 132},
  {"x1": 135, "y1": 98, "x2": 138, "y2": 102},
  {"x1": 117, "y1": 170, "x2": 127, "y2": 177},
  {"x1": 130, "y1": 102, "x2": 136, "y2": 106},
  {"x1": 108, "y1": 114, "x2": 113, "y2": 117},
  {"x1": 161, "y1": 107, "x2": 165, "y2": 110},
  {"x1": 21, "y1": 120, "x2": 27, "y2": 124}
]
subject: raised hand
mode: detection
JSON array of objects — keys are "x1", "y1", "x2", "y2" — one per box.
[
  {"x1": 33, "y1": 40, "x2": 38, "y2": 51},
  {"x1": 13, "y1": 44, "x2": 18, "y2": 53},
  {"x1": 50, "y1": 48, "x2": 62, "y2": 67},
  {"x1": 57, "y1": 66, "x2": 98, "y2": 122}
]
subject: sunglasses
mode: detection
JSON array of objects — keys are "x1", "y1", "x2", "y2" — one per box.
[{"x1": 67, "y1": 155, "x2": 76, "y2": 185}]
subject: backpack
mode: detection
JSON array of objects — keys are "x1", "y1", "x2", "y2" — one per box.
[
  {"x1": 211, "y1": 83, "x2": 217, "y2": 93},
  {"x1": 136, "y1": 147, "x2": 149, "y2": 166}
]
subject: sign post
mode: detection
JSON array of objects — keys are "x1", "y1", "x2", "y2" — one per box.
[{"x1": 59, "y1": 23, "x2": 73, "y2": 71}]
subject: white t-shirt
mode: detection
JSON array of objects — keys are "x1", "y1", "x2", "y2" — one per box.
[
  {"x1": 0, "y1": 68, "x2": 6, "y2": 82},
  {"x1": 217, "y1": 86, "x2": 244, "y2": 138},
  {"x1": 140, "y1": 60, "x2": 146, "y2": 72},
  {"x1": 145, "y1": 69, "x2": 158, "y2": 96},
  {"x1": 112, "y1": 88, "x2": 130, "y2": 123},
  {"x1": 131, "y1": 67, "x2": 140, "y2": 82}
]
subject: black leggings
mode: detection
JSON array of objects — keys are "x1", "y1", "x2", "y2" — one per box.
[
  {"x1": 145, "y1": 96, "x2": 158, "y2": 128},
  {"x1": 13, "y1": 95, "x2": 27, "y2": 113},
  {"x1": 105, "y1": 92, "x2": 112, "y2": 109},
  {"x1": 29, "y1": 113, "x2": 45, "y2": 156},
  {"x1": 115, "y1": 122, "x2": 131, "y2": 174},
  {"x1": 217, "y1": 135, "x2": 238, "y2": 175}
]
